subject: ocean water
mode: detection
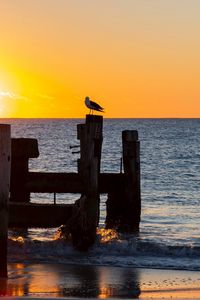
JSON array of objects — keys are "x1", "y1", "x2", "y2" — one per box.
[{"x1": 1, "y1": 118, "x2": 200, "y2": 272}]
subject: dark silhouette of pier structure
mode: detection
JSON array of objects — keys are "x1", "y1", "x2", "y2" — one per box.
[{"x1": 0, "y1": 115, "x2": 141, "y2": 276}]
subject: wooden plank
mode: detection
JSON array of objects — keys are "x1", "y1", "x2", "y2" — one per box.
[
  {"x1": 26, "y1": 172, "x2": 125, "y2": 193},
  {"x1": 8, "y1": 202, "x2": 74, "y2": 228},
  {"x1": 27, "y1": 172, "x2": 82, "y2": 193},
  {"x1": 0, "y1": 125, "x2": 11, "y2": 277}
]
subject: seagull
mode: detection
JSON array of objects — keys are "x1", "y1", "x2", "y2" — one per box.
[{"x1": 85, "y1": 96, "x2": 104, "y2": 114}]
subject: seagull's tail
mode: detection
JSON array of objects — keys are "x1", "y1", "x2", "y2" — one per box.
[{"x1": 97, "y1": 108, "x2": 105, "y2": 113}]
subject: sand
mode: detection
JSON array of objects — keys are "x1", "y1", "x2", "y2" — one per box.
[{"x1": 0, "y1": 263, "x2": 200, "y2": 299}]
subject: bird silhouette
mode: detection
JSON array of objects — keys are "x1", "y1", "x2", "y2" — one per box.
[{"x1": 85, "y1": 96, "x2": 104, "y2": 114}]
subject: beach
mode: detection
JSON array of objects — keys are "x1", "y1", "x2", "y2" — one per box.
[{"x1": 0, "y1": 263, "x2": 200, "y2": 299}]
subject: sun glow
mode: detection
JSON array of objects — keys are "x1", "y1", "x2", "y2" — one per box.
[
  {"x1": 0, "y1": 88, "x2": 17, "y2": 117},
  {"x1": 0, "y1": 1, "x2": 200, "y2": 118},
  {"x1": 0, "y1": 91, "x2": 13, "y2": 98}
]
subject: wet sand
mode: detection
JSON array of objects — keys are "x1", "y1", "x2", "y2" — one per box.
[{"x1": 0, "y1": 263, "x2": 200, "y2": 299}]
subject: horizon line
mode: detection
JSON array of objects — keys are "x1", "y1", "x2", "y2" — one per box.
[{"x1": 0, "y1": 117, "x2": 200, "y2": 120}]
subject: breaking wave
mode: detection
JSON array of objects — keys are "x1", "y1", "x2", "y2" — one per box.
[{"x1": 8, "y1": 229, "x2": 200, "y2": 271}]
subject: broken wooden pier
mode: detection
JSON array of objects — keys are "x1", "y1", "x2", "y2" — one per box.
[{"x1": 0, "y1": 115, "x2": 141, "y2": 275}]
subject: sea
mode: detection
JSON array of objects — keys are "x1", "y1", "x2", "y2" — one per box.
[{"x1": 2, "y1": 118, "x2": 200, "y2": 272}]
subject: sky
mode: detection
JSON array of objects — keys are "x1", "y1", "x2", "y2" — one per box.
[{"x1": 0, "y1": 0, "x2": 200, "y2": 118}]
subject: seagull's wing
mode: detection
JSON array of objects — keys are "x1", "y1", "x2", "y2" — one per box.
[{"x1": 90, "y1": 100, "x2": 104, "y2": 111}]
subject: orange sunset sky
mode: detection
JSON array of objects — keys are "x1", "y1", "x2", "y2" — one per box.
[{"x1": 0, "y1": 0, "x2": 200, "y2": 118}]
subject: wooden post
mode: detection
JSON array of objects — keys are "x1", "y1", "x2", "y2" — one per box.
[
  {"x1": 106, "y1": 130, "x2": 141, "y2": 232},
  {"x1": 105, "y1": 189, "x2": 126, "y2": 230},
  {"x1": 0, "y1": 124, "x2": 11, "y2": 277},
  {"x1": 68, "y1": 115, "x2": 103, "y2": 251},
  {"x1": 122, "y1": 130, "x2": 141, "y2": 232},
  {"x1": 10, "y1": 138, "x2": 39, "y2": 203}
]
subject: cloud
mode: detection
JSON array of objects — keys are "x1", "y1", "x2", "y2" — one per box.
[
  {"x1": 0, "y1": 91, "x2": 15, "y2": 98},
  {"x1": 0, "y1": 91, "x2": 28, "y2": 101}
]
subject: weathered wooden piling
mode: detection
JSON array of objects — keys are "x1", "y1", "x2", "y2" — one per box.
[
  {"x1": 122, "y1": 130, "x2": 141, "y2": 231},
  {"x1": 10, "y1": 138, "x2": 39, "y2": 203},
  {"x1": 67, "y1": 115, "x2": 103, "y2": 250},
  {"x1": 106, "y1": 130, "x2": 141, "y2": 232},
  {"x1": 0, "y1": 125, "x2": 11, "y2": 277}
]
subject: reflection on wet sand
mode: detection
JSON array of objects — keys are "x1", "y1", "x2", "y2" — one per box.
[
  {"x1": 1, "y1": 263, "x2": 29, "y2": 297},
  {"x1": 2, "y1": 264, "x2": 200, "y2": 298},
  {"x1": 61, "y1": 265, "x2": 140, "y2": 298},
  {"x1": 2, "y1": 263, "x2": 141, "y2": 298}
]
